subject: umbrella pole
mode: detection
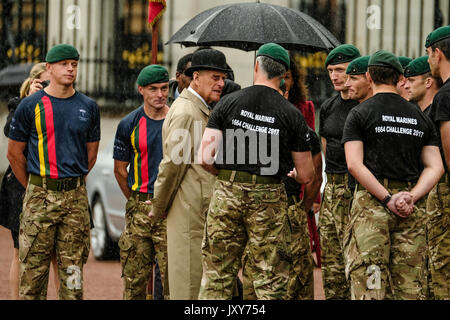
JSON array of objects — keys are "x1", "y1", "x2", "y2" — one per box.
[{"x1": 152, "y1": 21, "x2": 159, "y2": 64}]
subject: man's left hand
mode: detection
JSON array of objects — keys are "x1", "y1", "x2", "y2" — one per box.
[{"x1": 146, "y1": 200, "x2": 167, "y2": 219}]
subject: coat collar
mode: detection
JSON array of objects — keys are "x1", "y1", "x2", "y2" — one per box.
[{"x1": 181, "y1": 87, "x2": 212, "y2": 117}]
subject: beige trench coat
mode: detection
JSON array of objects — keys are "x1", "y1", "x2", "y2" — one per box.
[{"x1": 152, "y1": 89, "x2": 216, "y2": 300}]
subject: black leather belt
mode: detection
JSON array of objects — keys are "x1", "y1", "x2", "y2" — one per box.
[
  {"x1": 218, "y1": 169, "x2": 280, "y2": 184},
  {"x1": 30, "y1": 174, "x2": 85, "y2": 192},
  {"x1": 131, "y1": 191, "x2": 153, "y2": 202}
]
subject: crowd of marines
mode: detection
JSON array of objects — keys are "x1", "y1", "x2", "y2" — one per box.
[{"x1": 1, "y1": 25, "x2": 449, "y2": 300}]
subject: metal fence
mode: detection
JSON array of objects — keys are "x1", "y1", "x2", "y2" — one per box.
[
  {"x1": 10, "y1": 0, "x2": 442, "y2": 109},
  {"x1": 0, "y1": 0, "x2": 163, "y2": 105}
]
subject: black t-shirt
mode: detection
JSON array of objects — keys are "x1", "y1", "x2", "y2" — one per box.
[
  {"x1": 207, "y1": 85, "x2": 311, "y2": 178},
  {"x1": 283, "y1": 128, "x2": 321, "y2": 197},
  {"x1": 319, "y1": 94, "x2": 359, "y2": 173},
  {"x1": 342, "y1": 93, "x2": 439, "y2": 182},
  {"x1": 423, "y1": 104, "x2": 432, "y2": 118},
  {"x1": 426, "y1": 78, "x2": 450, "y2": 172}
]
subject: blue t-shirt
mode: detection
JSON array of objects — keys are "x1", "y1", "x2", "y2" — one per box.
[
  {"x1": 8, "y1": 90, "x2": 101, "y2": 178},
  {"x1": 113, "y1": 107, "x2": 164, "y2": 194}
]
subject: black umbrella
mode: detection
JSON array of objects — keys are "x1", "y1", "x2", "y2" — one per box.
[
  {"x1": 0, "y1": 63, "x2": 33, "y2": 87},
  {"x1": 166, "y1": 2, "x2": 340, "y2": 52}
]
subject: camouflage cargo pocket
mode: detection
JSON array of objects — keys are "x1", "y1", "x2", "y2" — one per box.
[
  {"x1": 118, "y1": 233, "x2": 133, "y2": 277},
  {"x1": 276, "y1": 215, "x2": 292, "y2": 264},
  {"x1": 19, "y1": 221, "x2": 40, "y2": 263},
  {"x1": 81, "y1": 230, "x2": 90, "y2": 264},
  {"x1": 286, "y1": 204, "x2": 301, "y2": 231}
]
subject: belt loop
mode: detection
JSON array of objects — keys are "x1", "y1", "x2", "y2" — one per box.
[
  {"x1": 42, "y1": 176, "x2": 47, "y2": 189},
  {"x1": 252, "y1": 174, "x2": 256, "y2": 185},
  {"x1": 383, "y1": 178, "x2": 389, "y2": 189},
  {"x1": 230, "y1": 170, "x2": 236, "y2": 183}
]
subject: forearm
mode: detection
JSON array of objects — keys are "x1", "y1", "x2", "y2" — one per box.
[
  {"x1": 8, "y1": 153, "x2": 28, "y2": 188},
  {"x1": 303, "y1": 179, "x2": 321, "y2": 213},
  {"x1": 410, "y1": 167, "x2": 443, "y2": 203},
  {"x1": 114, "y1": 171, "x2": 131, "y2": 199},
  {"x1": 87, "y1": 142, "x2": 99, "y2": 173},
  {"x1": 88, "y1": 156, "x2": 97, "y2": 173},
  {"x1": 440, "y1": 121, "x2": 450, "y2": 169},
  {"x1": 292, "y1": 151, "x2": 315, "y2": 185},
  {"x1": 349, "y1": 163, "x2": 389, "y2": 201},
  {"x1": 346, "y1": 141, "x2": 389, "y2": 201}
]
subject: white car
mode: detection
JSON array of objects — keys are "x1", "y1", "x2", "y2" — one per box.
[{"x1": 86, "y1": 141, "x2": 126, "y2": 260}]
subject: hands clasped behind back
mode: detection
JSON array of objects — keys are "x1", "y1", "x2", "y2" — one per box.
[{"x1": 387, "y1": 191, "x2": 415, "y2": 218}]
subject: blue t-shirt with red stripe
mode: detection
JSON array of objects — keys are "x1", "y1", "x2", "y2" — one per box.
[
  {"x1": 8, "y1": 90, "x2": 101, "y2": 178},
  {"x1": 113, "y1": 106, "x2": 163, "y2": 194}
]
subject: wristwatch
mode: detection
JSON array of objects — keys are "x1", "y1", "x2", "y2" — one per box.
[{"x1": 381, "y1": 194, "x2": 392, "y2": 207}]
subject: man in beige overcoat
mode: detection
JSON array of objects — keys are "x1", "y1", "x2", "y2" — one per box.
[{"x1": 149, "y1": 49, "x2": 231, "y2": 300}]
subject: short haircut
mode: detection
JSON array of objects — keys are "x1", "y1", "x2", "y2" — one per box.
[
  {"x1": 431, "y1": 37, "x2": 450, "y2": 61},
  {"x1": 256, "y1": 56, "x2": 287, "y2": 80},
  {"x1": 422, "y1": 72, "x2": 444, "y2": 88},
  {"x1": 176, "y1": 53, "x2": 193, "y2": 73},
  {"x1": 368, "y1": 66, "x2": 401, "y2": 86}
]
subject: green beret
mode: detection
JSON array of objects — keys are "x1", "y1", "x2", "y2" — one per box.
[
  {"x1": 404, "y1": 56, "x2": 431, "y2": 78},
  {"x1": 46, "y1": 44, "x2": 80, "y2": 63},
  {"x1": 325, "y1": 44, "x2": 361, "y2": 67},
  {"x1": 256, "y1": 43, "x2": 290, "y2": 70},
  {"x1": 426, "y1": 26, "x2": 450, "y2": 48},
  {"x1": 368, "y1": 50, "x2": 403, "y2": 74},
  {"x1": 137, "y1": 65, "x2": 169, "y2": 87},
  {"x1": 346, "y1": 56, "x2": 370, "y2": 75},
  {"x1": 398, "y1": 56, "x2": 413, "y2": 69}
]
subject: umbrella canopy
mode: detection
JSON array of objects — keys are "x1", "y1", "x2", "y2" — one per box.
[
  {"x1": 0, "y1": 63, "x2": 33, "y2": 87},
  {"x1": 166, "y1": 2, "x2": 340, "y2": 52}
]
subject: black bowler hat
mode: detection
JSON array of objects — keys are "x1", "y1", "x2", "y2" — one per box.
[{"x1": 184, "y1": 49, "x2": 232, "y2": 77}]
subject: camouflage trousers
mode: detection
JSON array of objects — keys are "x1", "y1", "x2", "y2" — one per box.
[
  {"x1": 318, "y1": 177, "x2": 352, "y2": 299},
  {"x1": 345, "y1": 186, "x2": 428, "y2": 300},
  {"x1": 426, "y1": 182, "x2": 450, "y2": 300},
  {"x1": 242, "y1": 198, "x2": 314, "y2": 300},
  {"x1": 198, "y1": 180, "x2": 291, "y2": 300},
  {"x1": 19, "y1": 182, "x2": 90, "y2": 300},
  {"x1": 118, "y1": 196, "x2": 168, "y2": 300}
]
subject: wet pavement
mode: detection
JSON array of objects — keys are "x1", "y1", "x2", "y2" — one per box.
[{"x1": 0, "y1": 225, "x2": 324, "y2": 300}]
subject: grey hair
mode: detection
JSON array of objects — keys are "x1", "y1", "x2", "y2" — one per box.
[{"x1": 256, "y1": 56, "x2": 287, "y2": 79}]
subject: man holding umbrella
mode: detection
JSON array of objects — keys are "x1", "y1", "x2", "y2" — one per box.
[
  {"x1": 197, "y1": 43, "x2": 314, "y2": 300},
  {"x1": 318, "y1": 44, "x2": 361, "y2": 300}
]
